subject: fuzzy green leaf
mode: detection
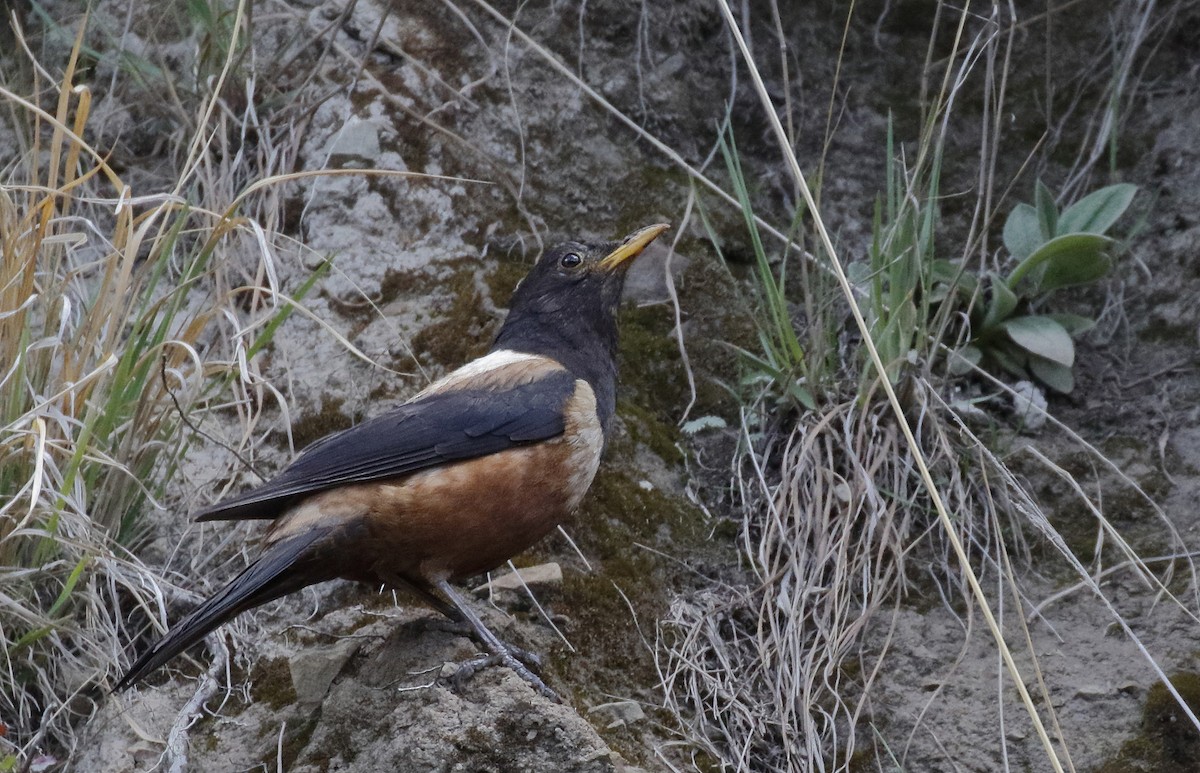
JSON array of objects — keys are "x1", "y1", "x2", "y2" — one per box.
[
  {"x1": 930, "y1": 259, "x2": 960, "y2": 284},
  {"x1": 1038, "y1": 250, "x2": 1112, "y2": 292},
  {"x1": 847, "y1": 260, "x2": 872, "y2": 287},
  {"x1": 1048, "y1": 313, "x2": 1096, "y2": 336},
  {"x1": 982, "y1": 274, "x2": 1018, "y2": 329},
  {"x1": 1006, "y1": 233, "x2": 1111, "y2": 290},
  {"x1": 928, "y1": 284, "x2": 952, "y2": 305},
  {"x1": 1029, "y1": 355, "x2": 1075, "y2": 393},
  {"x1": 1035, "y1": 180, "x2": 1059, "y2": 239},
  {"x1": 930, "y1": 259, "x2": 978, "y2": 299},
  {"x1": 1003, "y1": 203, "x2": 1041, "y2": 261},
  {"x1": 948, "y1": 345, "x2": 982, "y2": 376},
  {"x1": 1057, "y1": 183, "x2": 1137, "y2": 235},
  {"x1": 681, "y1": 415, "x2": 728, "y2": 434},
  {"x1": 989, "y1": 342, "x2": 1029, "y2": 379},
  {"x1": 788, "y1": 382, "x2": 817, "y2": 410},
  {"x1": 1002, "y1": 315, "x2": 1075, "y2": 366}
]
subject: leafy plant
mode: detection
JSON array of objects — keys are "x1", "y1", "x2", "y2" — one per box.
[
  {"x1": 856, "y1": 120, "x2": 941, "y2": 391},
  {"x1": 701, "y1": 127, "x2": 817, "y2": 411},
  {"x1": 946, "y1": 181, "x2": 1137, "y2": 392}
]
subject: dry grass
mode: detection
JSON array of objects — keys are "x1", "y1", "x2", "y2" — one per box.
[
  {"x1": 661, "y1": 397, "x2": 918, "y2": 768},
  {"x1": 649, "y1": 2, "x2": 1196, "y2": 771},
  {"x1": 0, "y1": 7, "x2": 322, "y2": 765}
]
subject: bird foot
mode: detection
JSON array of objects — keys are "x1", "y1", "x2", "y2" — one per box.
[
  {"x1": 422, "y1": 617, "x2": 543, "y2": 670},
  {"x1": 444, "y1": 647, "x2": 558, "y2": 703},
  {"x1": 428, "y1": 578, "x2": 559, "y2": 702}
]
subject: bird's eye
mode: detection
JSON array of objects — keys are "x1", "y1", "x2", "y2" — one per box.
[{"x1": 560, "y1": 252, "x2": 582, "y2": 268}]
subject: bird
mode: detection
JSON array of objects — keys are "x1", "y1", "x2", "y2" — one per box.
[{"x1": 115, "y1": 223, "x2": 671, "y2": 702}]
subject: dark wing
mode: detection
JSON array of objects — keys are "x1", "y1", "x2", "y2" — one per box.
[{"x1": 194, "y1": 370, "x2": 577, "y2": 522}]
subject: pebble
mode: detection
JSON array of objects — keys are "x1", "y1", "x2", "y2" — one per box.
[{"x1": 475, "y1": 563, "x2": 563, "y2": 596}]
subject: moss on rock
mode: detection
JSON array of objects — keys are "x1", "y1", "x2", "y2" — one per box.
[
  {"x1": 1095, "y1": 671, "x2": 1200, "y2": 772},
  {"x1": 248, "y1": 655, "x2": 298, "y2": 710},
  {"x1": 288, "y1": 396, "x2": 357, "y2": 450},
  {"x1": 409, "y1": 264, "x2": 496, "y2": 369}
]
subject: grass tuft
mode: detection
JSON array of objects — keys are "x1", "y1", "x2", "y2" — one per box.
[
  {"x1": 656, "y1": 2, "x2": 1188, "y2": 771},
  {"x1": 0, "y1": 11, "x2": 315, "y2": 764}
]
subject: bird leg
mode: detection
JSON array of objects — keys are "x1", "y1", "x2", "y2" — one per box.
[
  {"x1": 378, "y1": 571, "x2": 464, "y2": 621},
  {"x1": 432, "y1": 578, "x2": 559, "y2": 702},
  {"x1": 418, "y1": 617, "x2": 543, "y2": 670}
]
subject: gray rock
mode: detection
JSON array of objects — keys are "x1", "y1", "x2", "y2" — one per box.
[
  {"x1": 1074, "y1": 683, "x2": 1111, "y2": 700},
  {"x1": 622, "y1": 245, "x2": 689, "y2": 305},
  {"x1": 289, "y1": 637, "x2": 361, "y2": 705},
  {"x1": 588, "y1": 699, "x2": 646, "y2": 729},
  {"x1": 326, "y1": 118, "x2": 381, "y2": 165}
]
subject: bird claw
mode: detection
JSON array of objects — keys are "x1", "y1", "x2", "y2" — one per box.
[
  {"x1": 422, "y1": 617, "x2": 544, "y2": 669},
  {"x1": 511, "y1": 646, "x2": 542, "y2": 671},
  {"x1": 427, "y1": 579, "x2": 560, "y2": 702},
  {"x1": 443, "y1": 648, "x2": 558, "y2": 703}
]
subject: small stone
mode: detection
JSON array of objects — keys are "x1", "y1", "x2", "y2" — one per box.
[
  {"x1": 588, "y1": 700, "x2": 646, "y2": 728},
  {"x1": 949, "y1": 398, "x2": 989, "y2": 422},
  {"x1": 29, "y1": 755, "x2": 57, "y2": 773},
  {"x1": 475, "y1": 563, "x2": 563, "y2": 596},
  {"x1": 327, "y1": 119, "x2": 381, "y2": 165},
  {"x1": 657, "y1": 52, "x2": 686, "y2": 79},
  {"x1": 1075, "y1": 683, "x2": 1109, "y2": 699}
]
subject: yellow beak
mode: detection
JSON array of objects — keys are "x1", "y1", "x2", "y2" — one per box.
[{"x1": 597, "y1": 223, "x2": 671, "y2": 271}]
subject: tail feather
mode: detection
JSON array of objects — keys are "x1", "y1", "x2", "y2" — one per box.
[{"x1": 116, "y1": 528, "x2": 333, "y2": 691}]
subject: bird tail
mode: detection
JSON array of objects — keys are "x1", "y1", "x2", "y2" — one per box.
[{"x1": 115, "y1": 527, "x2": 334, "y2": 691}]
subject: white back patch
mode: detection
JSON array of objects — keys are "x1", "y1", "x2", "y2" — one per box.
[{"x1": 416, "y1": 349, "x2": 552, "y2": 397}]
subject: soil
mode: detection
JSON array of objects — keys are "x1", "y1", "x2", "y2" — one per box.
[{"x1": 11, "y1": 0, "x2": 1200, "y2": 771}]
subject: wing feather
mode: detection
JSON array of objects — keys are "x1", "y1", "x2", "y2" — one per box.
[{"x1": 194, "y1": 369, "x2": 577, "y2": 522}]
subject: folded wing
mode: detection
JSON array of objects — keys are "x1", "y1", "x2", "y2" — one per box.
[{"x1": 194, "y1": 369, "x2": 577, "y2": 522}]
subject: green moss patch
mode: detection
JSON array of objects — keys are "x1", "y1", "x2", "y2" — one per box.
[
  {"x1": 248, "y1": 655, "x2": 297, "y2": 709},
  {"x1": 409, "y1": 265, "x2": 496, "y2": 369},
  {"x1": 288, "y1": 396, "x2": 358, "y2": 450},
  {"x1": 1095, "y1": 671, "x2": 1200, "y2": 772},
  {"x1": 534, "y1": 415, "x2": 721, "y2": 761}
]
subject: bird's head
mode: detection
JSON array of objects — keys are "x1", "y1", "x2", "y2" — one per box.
[
  {"x1": 492, "y1": 223, "x2": 670, "y2": 400},
  {"x1": 504, "y1": 223, "x2": 671, "y2": 319},
  {"x1": 495, "y1": 223, "x2": 669, "y2": 350}
]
